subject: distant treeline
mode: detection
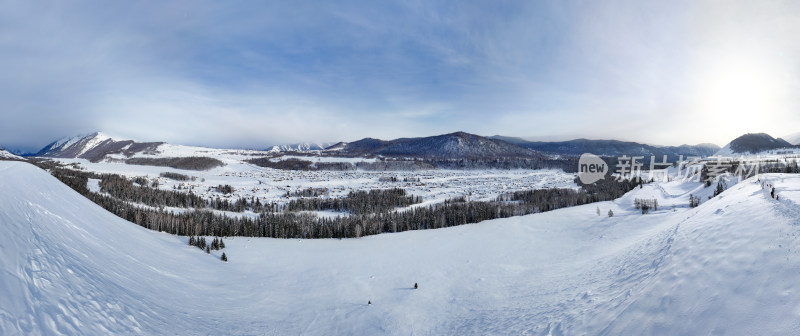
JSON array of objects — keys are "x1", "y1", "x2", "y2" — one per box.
[
  {"x1": 37, "y1": 159, "x2": 639, "y2": 239},
  {"x1": 160, "y1": 172, "x2": 193, "y2": 181},
  {"x1": 248, "y1": 156, "x2": 581, "y2": 172},
  {"x1": 247, "y1": 157, "x2": 436, "y2": 171},
  {"x1": 126, "y1": 157, "x2": 224, "y2": 171},
  {"x1": 287, "y1": 188, "x2": 422, "y2": 214}
]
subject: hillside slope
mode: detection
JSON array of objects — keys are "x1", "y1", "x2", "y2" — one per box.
[
  {"x1": 0, "y1": 149, "x2": 25, "y2": 160},
  {"x1": 3, "y1": 161, "x2": 800, "y2": 334},
  {"x1": 327, "y1": 132, "x2": 540, "y2": 159}
]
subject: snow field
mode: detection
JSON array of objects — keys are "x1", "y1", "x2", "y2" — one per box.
[{"x1": 3, "y1": 160, "x2": 800, "y2": 334}]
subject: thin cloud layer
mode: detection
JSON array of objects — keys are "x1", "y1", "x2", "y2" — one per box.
[{"x1": 1, "y1": 0, "x2": 799, "y2": 152}]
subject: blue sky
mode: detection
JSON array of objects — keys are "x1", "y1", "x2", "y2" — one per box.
[{"x1": 2, "y1": 0, "x2": 800, "y2": 152}]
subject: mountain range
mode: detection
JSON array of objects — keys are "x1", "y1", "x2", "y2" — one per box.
[
  {"x1": 20, "y1": 130, "x2": 800, "y2": 163},
  {"x1": 490, "y1": 136, "x2": 720, "y2": 161}
]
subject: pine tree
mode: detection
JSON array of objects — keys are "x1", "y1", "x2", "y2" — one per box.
[
  {"x1": 220, "y1": 239, "x2": 225, "y2": 249},
  {"x1": 205, "y1": 246, "x2": 210, "y2": 254},
  {"x1": 221, "y1": 252, "x2": 227, "y2": 262},
  {"x1": 714, "y1": 180, "x2": 726, "y2": 197},
  {"x1": 689, "y1": 194, "x2": 700, "y2": 208}
]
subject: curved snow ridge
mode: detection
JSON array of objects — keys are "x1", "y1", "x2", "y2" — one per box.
[{"x1": 3, "y1": 161, "x2": 800, "y2": 335}]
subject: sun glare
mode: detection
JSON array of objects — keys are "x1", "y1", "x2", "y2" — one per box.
[{"x1": 694, "y1": 54, "x2": 791, "y2": 138}]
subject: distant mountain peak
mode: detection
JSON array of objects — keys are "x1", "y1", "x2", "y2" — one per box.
[{"x1": 35, "y1": 132, "x2": 163, "y2": 162}]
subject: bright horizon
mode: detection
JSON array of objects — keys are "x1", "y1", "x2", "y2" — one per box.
[{"x1": 2, "y1": 1, "x2": 800, "y2": 152}]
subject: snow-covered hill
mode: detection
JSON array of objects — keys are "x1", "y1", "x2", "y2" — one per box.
[
  {"x1": 3, "y1": 160, "x2": 800, "y2": 334},
  {"x1": 715, "y1": 132, "x2": 794, "y2": 156},
  {"x1": 0, "y1": 149, "x2": 24, "y2": 160},
  {"x1": 35, "y1": 132, "x2": 272, "y2": 164}
]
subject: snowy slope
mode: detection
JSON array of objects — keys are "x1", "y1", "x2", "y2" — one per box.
[
  {"x1": 783, "y1": 132, "x2": 800, "y2": 146},
  {"x1": 35, "y1": 132, "x2": 112, "y2": 157},
  {"x1": 0, "y1": 149, "x2": 24, "y2": 160},
  {"x1": 4, "y1": 160, "x2": 800, "y2": 334}
]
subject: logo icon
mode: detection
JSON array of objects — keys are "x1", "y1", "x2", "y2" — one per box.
[{"x1": 578, "y1": 153, "x2": 607, "y2": 184}]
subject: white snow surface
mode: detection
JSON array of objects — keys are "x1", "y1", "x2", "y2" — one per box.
[
  {"x1": 714, "y1": 143, "x2": 800, "y2": 157},
  {"x1": 4, "y1": 161, "x2": 800, "y2": 334}
]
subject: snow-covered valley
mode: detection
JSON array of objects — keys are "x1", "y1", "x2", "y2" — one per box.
[
  {"x1": 55, "y1": 157, "x2": 579, "y2": 209},
  {"x1": 3, "y1": 159, "x2": 800, "y2": 334}
]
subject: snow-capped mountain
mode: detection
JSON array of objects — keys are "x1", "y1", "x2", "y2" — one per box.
[
  {"x1": 715, "y1": 133, "x2": 795, "y2": 156},
  {"x1": 35, "y1": 132, "x2": 111, "y2": 156},
  {"x1": 267, "y1": 142, "x2": 336, "y2": 152},
  {"x1": 34, "y1": 132, "x2": 164, "y2": 162}
]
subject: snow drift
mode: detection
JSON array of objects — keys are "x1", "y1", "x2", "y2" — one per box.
[{"x1": 3, "y1": 160, "x2": 800, "y2": 335}]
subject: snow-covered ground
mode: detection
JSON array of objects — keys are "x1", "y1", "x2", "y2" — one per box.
[
  {"x1": 56, "y1": 158, "x2": 578, "y2": 208},
  {"x1": 785, "y1": 132, "x2": 800, "y2": 146},
  {"x1": 4, "y1": 159, "x2": 800, "y2": 334}
]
